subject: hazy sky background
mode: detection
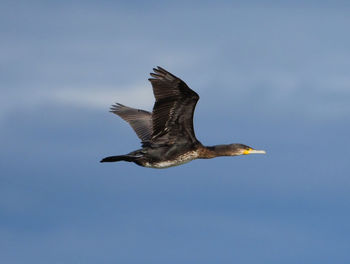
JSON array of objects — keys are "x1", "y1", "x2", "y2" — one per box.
[{"x1": 1, "y1": 1, "x2": 350, "y2": 263}]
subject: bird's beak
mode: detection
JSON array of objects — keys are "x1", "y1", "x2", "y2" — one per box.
[
  {"x1": 249, "y1": 149, "x2": 266, "y2": 154},
  {"x1": 243, "y1": 148, "x2": 266, "y2": 155}
]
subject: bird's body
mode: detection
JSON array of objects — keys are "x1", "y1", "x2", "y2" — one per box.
[
  {"x1": 136, "y1": 148, "x2": 199, "y2": 169},
  {"x1": 101, "y1": 67, "x2": 265, "y2": 168}
]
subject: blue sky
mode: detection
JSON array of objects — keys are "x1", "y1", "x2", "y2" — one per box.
[{"x1": 1, "y1": 1, "x2": 350, "y2": 263}]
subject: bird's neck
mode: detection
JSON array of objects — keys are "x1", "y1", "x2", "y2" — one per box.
[{"x1": 198, "y1": 145, "x2": 238, "y2": 159}]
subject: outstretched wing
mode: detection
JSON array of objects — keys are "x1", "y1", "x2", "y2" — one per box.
[
  {"x1": 148, "y1": 66, "x2": 200, "y2": 145},
  {"x1": 110, "y1": 103, "x2": 152, "y2": 142}
]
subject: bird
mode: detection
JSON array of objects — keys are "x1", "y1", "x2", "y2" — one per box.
[{"x1": 100, "y1": 66, "x2": 266, "y2": 168}]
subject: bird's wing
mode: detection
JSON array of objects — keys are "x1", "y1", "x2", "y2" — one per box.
[
  {"x1": 148, "y1": 66, "x2": 200, "y2": 145},
  {"x1": 110, "y1": 103, "x2": 152, "y2": 143}
]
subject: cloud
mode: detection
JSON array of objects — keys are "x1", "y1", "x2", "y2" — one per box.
[
  {"x1": 51, "y1": 84, "x2": 154, "y2": 110},
  {"x1": 1, "y1": 3, "x2": 350, "y2": 123},
  {"x1": 0, "y1": 84, "x2": 156, "y2": 125}
]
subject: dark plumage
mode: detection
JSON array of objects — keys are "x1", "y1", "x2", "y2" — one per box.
[{"x1": 101, "y1": 67, "x2": 265, "y2": 168}]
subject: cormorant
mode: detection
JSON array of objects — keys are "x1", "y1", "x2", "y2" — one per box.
[{"x1": 101, "y1": 67, "x2": 266, "y2": 168}]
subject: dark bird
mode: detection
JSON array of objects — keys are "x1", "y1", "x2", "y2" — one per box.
[{"x1": 101, "y1": 67, "x2": 266, "y2": 168}]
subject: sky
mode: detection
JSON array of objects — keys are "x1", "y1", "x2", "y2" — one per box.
[{"x1": 1, "y1": 1, "x2": 350, "y2": 263}]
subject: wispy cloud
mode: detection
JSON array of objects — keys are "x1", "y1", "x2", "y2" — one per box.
[{"x1": 51, "y1": 84, "x2": 154, "y2": 110}]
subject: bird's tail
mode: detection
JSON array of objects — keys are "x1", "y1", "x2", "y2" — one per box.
[{"x1": 100, "y1": 155, "x2": 136, "y2": 163}]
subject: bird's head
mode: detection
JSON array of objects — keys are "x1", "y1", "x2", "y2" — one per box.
[{"x1": 228, "y1": 143, "x2": 266, "y2": 156}]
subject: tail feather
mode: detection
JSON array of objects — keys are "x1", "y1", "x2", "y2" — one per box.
[{"x1": 100, "y1": 155, "x2": 135, "y2": 163}]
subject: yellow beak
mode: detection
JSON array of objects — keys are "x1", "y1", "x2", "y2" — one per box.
[{"x1": 243, "y1": 148, "x2": 266, "y2": 155}]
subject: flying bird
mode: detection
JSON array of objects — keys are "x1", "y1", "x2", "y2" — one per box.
[{"x1": 101, "y1": 67, "x2": 266, "y2": 168}]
